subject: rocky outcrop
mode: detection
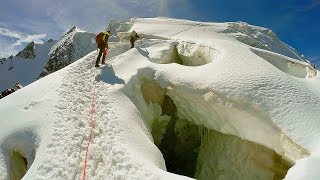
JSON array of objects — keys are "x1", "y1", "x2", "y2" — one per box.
[
  {"x1": 39, "y1": 26, "x2": 96, "y2": 78},
  {"x1": 66, "y1": 26, "x2": 78, "y2": 35},
  {"x1": 16, "y1": 42, "x2": 36, "y2": 59},
  {"x1": 39, "y1": 44, "x2": 74, "y2": 78},
  {"x1": 0, "y1": 83, "x2": 23, "y2": 99},
  {"x1": 0, "y1": 58, "x2": 6, "y2": 64}
]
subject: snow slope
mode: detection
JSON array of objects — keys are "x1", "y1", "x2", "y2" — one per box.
[{"x1": 0, "y1": 17, "x2": 319, "y2": 179}]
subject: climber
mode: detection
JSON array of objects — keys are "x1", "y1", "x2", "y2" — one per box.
[
  {"x1": 130, "y1": 30, "x2": 140, "y2": 49},
  {"x1": 95, "y1": 30, "x2": 110, "y2": 67}
]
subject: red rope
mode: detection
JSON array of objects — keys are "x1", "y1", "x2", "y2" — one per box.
[{"x1": 82, "y1": 83, "x2": 97, "y2": 180}]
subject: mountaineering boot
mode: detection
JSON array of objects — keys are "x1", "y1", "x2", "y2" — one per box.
[
  {"x1": 102, "y1": 54, "x2": 106, "y2": 64},
  {"x1": 95, "y1": 57, "x2": 100, "y2": 67}
]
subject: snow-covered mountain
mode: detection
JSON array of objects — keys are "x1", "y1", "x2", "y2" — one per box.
[
  {"x1": 0, "y1": 26, "x2": 97, "y2": 92},
  {"x1": 0, "y1": 17, "x2": 319, "y2": 180}
]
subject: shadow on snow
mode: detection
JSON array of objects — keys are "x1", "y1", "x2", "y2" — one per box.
[{"x1": 96, "y1": 66, "x2": 125, "y2": 85}]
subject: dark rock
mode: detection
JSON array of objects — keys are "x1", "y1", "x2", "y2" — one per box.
[
  {"x1": 0, "y1": 83, "x2": 23, "y2": 99},
  {"x1": 0, "y1": 58, "x2": 6, "y2": 64},
  {"x1": 16, "y1": 41, "x2": 36, "y2": 59},
  {"x1": 39, "y1": 43, "x2": 74, "y2": 78},
  {"x1": 66, "y1": 26, "x2": 77, "y2": 34}
]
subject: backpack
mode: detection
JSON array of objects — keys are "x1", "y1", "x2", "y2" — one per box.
[{"x1": 95, "y1": 32, "x2": 105, "y2": 44}]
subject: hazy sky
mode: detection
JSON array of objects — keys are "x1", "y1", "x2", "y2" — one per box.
[{"x1": 0, "y1": 0, "x2": 319, "y2": 66}]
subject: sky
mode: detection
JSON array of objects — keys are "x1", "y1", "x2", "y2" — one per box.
[{"x1": 0, "y1": 0, "x2": 319, "y2": 66}]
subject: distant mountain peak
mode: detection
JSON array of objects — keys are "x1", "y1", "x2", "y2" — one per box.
[
  {"x1": 66, "y1": 26, "x2": 77, "y2": 33},
  {"x1": 47, "y1": 39, "x2": 54, "y2": 43},
  {"x1": 65, "y1": 26, "x2": 84, "y2": 35},
  {"x1": 16, "y1": 41, "x2": 36, "y2": 59},
  {"x1": 39, "y1": 27, "x2": 96, "y2": 78}
]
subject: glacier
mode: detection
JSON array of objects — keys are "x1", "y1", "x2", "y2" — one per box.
[{"x1": 0, "y1": 17, "x2": 319, "y2": 179}]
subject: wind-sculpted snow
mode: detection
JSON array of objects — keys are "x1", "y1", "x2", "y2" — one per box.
[
  {"x1": 0, "y1": 17, "x2": 319, "y2": 179},
  {"x1": 223, "y1": 22, "x2": 306, "y2": 61},
  {"x1": 251, "y1": 48, "x2": 317, "y2": 78}
]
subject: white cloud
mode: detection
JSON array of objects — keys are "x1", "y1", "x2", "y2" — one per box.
[
  {"x1": 0, "y1": 40, "x2": 17, "y2": 58},
  {"x1": 0, "y1": 26, "x2": 47, "y2": 58},
  {"x1": 0, "y1": 27, "x2": 22, "y2": 39},
  {"x1": 42, "y1": 0, "x2": 190, "y2": 32},
  {"x1": 308, "y1": 55, "x2": 320, "y2": 62},
  {"x1": 11, "y1": 34, "x2": 46, "y2": 47},
  {"x1": 0, "y1": 0, "x2": 190, "y2": 58}
]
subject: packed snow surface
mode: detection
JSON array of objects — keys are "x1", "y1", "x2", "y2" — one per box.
[{"x1": 0, "y1": 17, "x2": 319, "y2": 179}]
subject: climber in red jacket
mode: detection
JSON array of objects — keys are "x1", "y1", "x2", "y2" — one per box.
[{"x1": 95, "y1": 30, "x2": 110, "y2": 67}]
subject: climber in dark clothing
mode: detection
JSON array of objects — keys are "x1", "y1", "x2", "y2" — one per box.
[
  {"x1": 95, "y1": 31, "x2": 110, "y2": 67},
  {"x1": 130, "y1": 30, "x2": 140, "y2": 49}
]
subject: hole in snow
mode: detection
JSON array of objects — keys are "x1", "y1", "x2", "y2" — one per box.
[
  {"x1": 124, "y1": 76, "x2": 295, "y2": 179},
  {"x1": 251, "y1": 48, "x2": 317, "y2": 78},
  {"x1": 152, "y1": 42, "x2": 220, "y2": 66},
  {"x1": 9, "y1": 150, "x2": 28, "y2": 179},
  {"x1": 174, "y1": 42, "x2": 219, "y2": 66},
  {"x1": 1, "y1": 130, "x2": 38, "y2": 180},
  {"x1": 156, "y1": 95, "x2": 199, "y2": 177}
]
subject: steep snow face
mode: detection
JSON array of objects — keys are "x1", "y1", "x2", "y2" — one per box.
[
  {"x1": 0, "y1": 26, "x2": 97, "y2": 92},
  {"x1": 0, "y1": 17, "x2": 319, "y2": 179},
  {"x1": 39, "y1": 26, "x2": 97, "y2": 77},
  {"x1": 0, "y1": 40, "x2": 56, "y2": 92}
]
